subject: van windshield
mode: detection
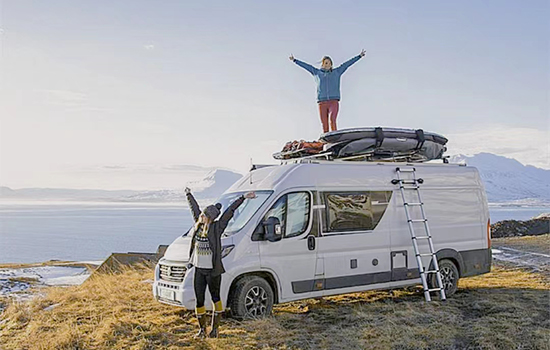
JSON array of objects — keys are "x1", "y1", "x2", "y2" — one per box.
[{"x1": 183, "y1": 191, "x2": 272, "y2": 237}]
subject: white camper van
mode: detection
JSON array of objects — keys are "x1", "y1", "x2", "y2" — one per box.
[{"x1": 153, "y1": 160, "x2": 491, "y2": 319}]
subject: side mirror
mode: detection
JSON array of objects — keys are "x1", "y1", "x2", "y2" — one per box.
[{"x1": 263, "y1": 216, "x2": 282, "y2": 242}]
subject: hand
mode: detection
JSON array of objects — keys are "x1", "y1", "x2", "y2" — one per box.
[
  {"x1": 244, "y1": 191, "x2": 256, "y2": 199},
  {"x1": 289, "y1": 54, "x2": 295, "y2": 61},
  {"x1": 184, "y1": 187, "x2": 191, "y2": 194},
  {"x1": 360, "y1": 49, "x2": 366, "y2": 57}
]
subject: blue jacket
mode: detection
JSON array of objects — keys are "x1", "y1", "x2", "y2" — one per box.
[{"x1": 294, "y1": 55, "x2": 362, "y2": 102}]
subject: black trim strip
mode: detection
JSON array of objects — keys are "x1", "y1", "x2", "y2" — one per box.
[
  {"x1": 291, "y1": 268, "x2": 420, "y2": 294},
  {"x1": 290, "y1": 248, "x2": 492, "y2": 294}
]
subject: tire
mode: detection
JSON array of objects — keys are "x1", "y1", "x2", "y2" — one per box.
[
  {"x1": 228, "y1": 276, "x2": 274, "y2": 320},
  {"x1": 429, "y1": 259, "x2": 460, "y2": 297}
]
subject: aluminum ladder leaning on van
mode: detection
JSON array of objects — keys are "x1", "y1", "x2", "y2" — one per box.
[{"x1": 392, "y1": 167, "x2": 447, "y2": 302}]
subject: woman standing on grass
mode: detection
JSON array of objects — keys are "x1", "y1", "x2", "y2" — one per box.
[
  {"x1": 185, "y1": 187, "x2": 256, "y2": 338},
  {"x1": 290, "y1": 50, "x2": 366, "y2": 134}
]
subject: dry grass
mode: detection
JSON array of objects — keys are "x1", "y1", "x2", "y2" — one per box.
[{"x1": 1, "y1": 262, "x2": 549, "y2": 350}]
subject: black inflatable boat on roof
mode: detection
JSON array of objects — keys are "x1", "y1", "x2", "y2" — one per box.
[{"x1": 320, "y1": 127, "x2": 448, "y2": 161}]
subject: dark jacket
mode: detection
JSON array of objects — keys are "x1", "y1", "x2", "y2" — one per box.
[
  {"x1": 187, "y1": 192, "x2": 245, "y2": 276},
  {"x1": 294, "y1": 55, "x2": 362, "y2": 102}
]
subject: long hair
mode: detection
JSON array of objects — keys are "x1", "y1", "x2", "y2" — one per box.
[{"x1": 194, "y1": 219, "x2": 210, "y2": 235}]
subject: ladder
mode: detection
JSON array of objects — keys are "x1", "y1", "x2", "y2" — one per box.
[{"x1": 392, "y1": 167, "x2": 446, "y2": 301}]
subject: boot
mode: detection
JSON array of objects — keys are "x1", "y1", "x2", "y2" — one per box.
[
  {"x1": 208, "y1": 312, "x2": 222, "y2": 338},
  {"x1": 194, "y1": 314, "x2": 207, "y2": 339}
]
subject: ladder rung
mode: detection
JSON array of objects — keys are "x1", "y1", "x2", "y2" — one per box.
[
  {"x1": 404, "y1": 202, "x2": 423, "y2": 206},
  {"x1": 401, "y1": 186, "x2": 419, "y2": 190},
  {"x1": 423, "y1": 270, "x2": 439, "y2": 274},
  {"x1": 408, "y1": 219, "x2": 427, "y2": 223},
  {"x1": 412, "y1": 236, "x2": 431, "y2": 240},
  {"x1": 416, "y1": 253, "x2": 434, "y2": 257},
  {"x1": 398, "y1": 180, "x2": 419, "y2": 185},
  {"x1": 396, "y1": 167, "x2": 416, "y2": 172},
  {"x1": 428, "y1": 288, "x2": 442, "y2": 292}
]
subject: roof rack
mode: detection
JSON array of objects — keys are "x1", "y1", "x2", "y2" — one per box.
[{"x1": 280, "y1": 149, "x2": 450, "y2": 165}]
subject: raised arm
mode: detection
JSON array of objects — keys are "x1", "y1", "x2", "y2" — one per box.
[
  {"x1": 290, "y1": 55, "x2": 319, "y2": 75},
  {"x1": 218, "y1": 192, "x2": 256, "y2": 232},
  {"x1": 185, "y1": 187, "x2": 201, "y2": 222},
  {"x1": 336, "y1": 50, "x2": 365, "y2": 74},
  {"x1": 335, "y1": 55, "x2": 362, "y2": 74}
]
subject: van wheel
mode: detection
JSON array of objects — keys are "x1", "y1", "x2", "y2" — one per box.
[
  {"x1": 229, "y1": 276, "x2": 274, "y2": 320},
  {"x1": 429, "y1": 259, "x2": 459, "y2": 297}
]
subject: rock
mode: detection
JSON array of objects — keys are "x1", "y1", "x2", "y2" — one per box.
[{"x1": 491, "y1": 216, "x2": 550, "y2": 238}]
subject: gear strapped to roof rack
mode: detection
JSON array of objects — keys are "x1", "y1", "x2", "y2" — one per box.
[{"x1": 273, "y1": 127, "x2": 448, "y2": 163}]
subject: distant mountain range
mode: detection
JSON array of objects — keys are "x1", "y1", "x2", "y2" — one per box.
[
  {"x1": 1, "y1": 153, "x2": 549, "y2": 205},
  {"x1": 449, "y1": 153, "x2": 550, "y2": 204},
  {"x1": 0, "y1": 169, "x2": 243, "y2": 203},
  {"x1": 117, "y1": 169, "x2": 242, "y2": 202}
]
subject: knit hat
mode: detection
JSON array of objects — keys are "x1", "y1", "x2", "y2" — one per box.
[{"x1": 203, "y1": 203, "x2": 222, "y2": 220}]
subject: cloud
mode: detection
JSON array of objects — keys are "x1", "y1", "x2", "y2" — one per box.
[
  {"x1": 445, "y1": 125, "x2": 549, "y2": 169},
  {"x1": 143, "y1": 44, "x2": 155, "y2": 50}
]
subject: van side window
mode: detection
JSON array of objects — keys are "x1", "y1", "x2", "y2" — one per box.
[
  {"x1": 255, "y1": 192, "x2": 311, "y2": 239},
  {"x1": 285, "y1": 192, "x2": 310, "y2": 238},
  {"x1": 322, "y1": 191, "x2": 392, "y2": 233}
]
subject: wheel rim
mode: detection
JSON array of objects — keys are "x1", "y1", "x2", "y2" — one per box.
[
  {"x1": 244, "y1": 286, "x2": 268, "y2": 317},
  {"x1": 440, "y1": 266, "x2": 456, "y2": 292}
]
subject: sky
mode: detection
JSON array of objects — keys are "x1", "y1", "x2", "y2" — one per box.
[{"x1": 0, "y1": 0, "x2": 548, "y2": 190}]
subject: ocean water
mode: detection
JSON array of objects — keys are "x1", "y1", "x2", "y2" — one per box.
[
  {"x1": 0, "y1": 202, "x2": 193, "y2": 264},
  {"x1": 0, "y1": 202, "x2": 548, "y2": 264},
  {"x1": 488, "y1": 206, "x2": 548, "y2": 223}
]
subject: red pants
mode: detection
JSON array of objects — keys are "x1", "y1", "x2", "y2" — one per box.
[{"x1": 318, "y1": 100, "x2": 339, "y2": 133}]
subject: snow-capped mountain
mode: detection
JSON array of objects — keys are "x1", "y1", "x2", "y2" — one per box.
[
  {"x1": 117, "y1": 169, "x2": 243, "y2": 202},
  {"x1": 0, "y1": 169, "x2": 243, "y2": 203},
  {"x1": 2, "y1": 155, "x2": 547, "y2": 205},
  {"x1": 449, "y1": 153, "x2": 550, "y2": 204},
  {"x1": 187, "y1": 169, "x2": 243, "y2": 198}
]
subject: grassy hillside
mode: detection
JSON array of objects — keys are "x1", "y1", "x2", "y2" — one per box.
[{"x1": 1, "y1": 262, "x2": 548, "y2": 350}]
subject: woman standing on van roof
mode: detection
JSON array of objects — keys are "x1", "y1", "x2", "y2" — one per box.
[
  {"x1": 185, "y1": 187, "x2": 256, "y2": 339},
  {"x1": 290, "y1": 50, "x2": 366, "y2": 134}
]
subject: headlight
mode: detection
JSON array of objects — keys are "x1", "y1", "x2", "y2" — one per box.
[{"x1": 221, "y1": 245, "x2": 235, "y2": 259}]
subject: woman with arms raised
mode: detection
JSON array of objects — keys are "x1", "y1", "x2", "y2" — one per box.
[
  {"x1": 185, "y1": 187, "x2": 256, "y2": 338},
  {"x1": 290, "y1": 50, "x2": 366, "y2": 134}
]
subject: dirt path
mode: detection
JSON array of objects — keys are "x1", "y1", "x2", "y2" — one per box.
[{"x1": 492, "y1": 234, "x2": 550, "y2": 276}]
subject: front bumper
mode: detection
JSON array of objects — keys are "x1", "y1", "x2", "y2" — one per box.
[
  {"x1": 153, "y1": 279, "x2": 192, "y2": 309},
  {"x1": 153, "y1": 261, "x2": 195, "y2": 310}
]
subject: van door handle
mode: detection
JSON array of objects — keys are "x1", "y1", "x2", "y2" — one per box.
[{"x1": 307, "y1": 236, "x2": 316, "y2": 251}]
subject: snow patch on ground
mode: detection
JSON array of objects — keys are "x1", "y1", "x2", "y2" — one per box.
[
  {"x1": 492, "y1": 247, "x2": 550, "y2": 271},
  {"x1": 75, "y1": 260, "x2": 104, "y2": 265},
  {"x1": 0, "y1": 266, "x2": 91, "y2": 304}
]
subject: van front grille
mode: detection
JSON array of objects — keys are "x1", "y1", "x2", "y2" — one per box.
[{"x1": 159, "y1": 264, "x2": 187, "y2": 282}]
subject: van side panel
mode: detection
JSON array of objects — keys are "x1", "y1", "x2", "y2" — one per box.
[{"x1": 389, "y1": 166, "x2": 491, "y2": 281}]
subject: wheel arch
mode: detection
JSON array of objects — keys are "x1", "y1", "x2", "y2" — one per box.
[
  {"x1": 228, "y1": 270, "x2": 280, "y2": 304},
  {"x1": 432, "y1": 249, "x2": 464, "y2": 277}
]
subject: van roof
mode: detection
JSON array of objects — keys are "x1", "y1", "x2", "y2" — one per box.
[{"x1": 227, "y1": 160, "x2": 482, "y2": 193}]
